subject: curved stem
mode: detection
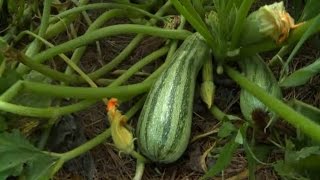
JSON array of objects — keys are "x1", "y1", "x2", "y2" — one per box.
[
  {"x1": 49, "y1": 3, "x2": 163, "y2": 24},
  {"x1": 225, "y1": 66, "x2": 320, "y2": 142},
  {"x1": 30, "y1": 24, "x2": 191, "y2": 65},
  {"x1": 131, "y1": 150, "x2": 148, "y2": 163},
  {"x1": 0, "y1": 99, "x2": 95, "y2": 118},
  {"x1": 133, "y1": 159, "x2": 145, "y2": 180}
]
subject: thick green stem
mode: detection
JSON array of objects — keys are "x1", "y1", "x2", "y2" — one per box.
[
  {"x1": 225, "y1": 66, "x2": 320, "y2": 142},
  {"x1": 133, "y1": 159, "x2": 145, "y2": 180},
  {"x1": 31, "y1": 24, "x2": 191, "y2": 65},
  {"x1": 22, "y1": 79, "x2": 153, "y2": 99}
]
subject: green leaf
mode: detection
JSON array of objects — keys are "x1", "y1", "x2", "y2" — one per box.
[
  {"x1": 0, "y1": 69, "x2": 21, "y2": 94},
  {"x1": 170, "y1": 0, "x2": 216, "y2": 50},
  {"x1": 218, "y1": 122, "x2": 236, "y2": 138},
  {"x1": 287, "y1": 146, "x2": 320, "y2": 162},
  {"x1": 24, "y1": 153, "x2": 58, "y2": 180},
  {"x1": 201, "y1": 137, "x2": 239, "y2": 179},
  {"x1": 230, "y1": 0, "x2": 255, "y2": 48},
  {"x1": 290, "y1": 99, "x2": 320, "y2": 123},
  {"x1": 300, "y1": 0, "x2": 320, "y2": 21},
  {"x1": 0, "y1": 116, "x2": 7, "y2": 132},
  {"x1": 0, "y1": 130, "x2": 59, "y2": 179},
  {"x1": 281, "y1": 14, "x2": 320, "y2": 78},
  {"x1": 235, "y1": 129, "x2": 243, "y2": 144},
  {"x1": 12, "y1": 71, "x2": 52, "y2": 107},
  {"x1": 280, "y1": 57, "x2": 320, "y2": 87},
  {"x1": 274, "y1": 160, "x2": 309, "y2": 180},
  {"x1": 275, "y1": 142, "x2": 320, "y2": 180}
]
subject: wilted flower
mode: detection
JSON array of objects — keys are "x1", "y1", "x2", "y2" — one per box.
[
  {"x1": 107, "y1": 98, "x2": 134, "y2": 154},
  {"x1": 241, "y1": 2, "x2": 302, "y2": 45}
]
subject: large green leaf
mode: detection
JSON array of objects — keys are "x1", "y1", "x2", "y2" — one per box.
[{"x1": 0, "y1": 130, "x2": 59, "y2": 179}]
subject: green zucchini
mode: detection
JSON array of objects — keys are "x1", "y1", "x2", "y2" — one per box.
[
  {"x1": 240, "y1": 54, "x2": 282, "y2": 124},
  {"x1": 136, "y1": 33, "x2": 210, "y2": 163}
]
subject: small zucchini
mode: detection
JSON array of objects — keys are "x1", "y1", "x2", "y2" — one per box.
[{"x1": 240, "y1": 54, "x2": 282, "y2": 124}]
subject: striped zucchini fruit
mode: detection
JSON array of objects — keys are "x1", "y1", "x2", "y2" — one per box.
[
  {"x1": 136, "y1": 33, "x2": 210, "y2": 163},
  {"x1": 240, "y1": 54, "x2": 282, "y2": 123}
]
